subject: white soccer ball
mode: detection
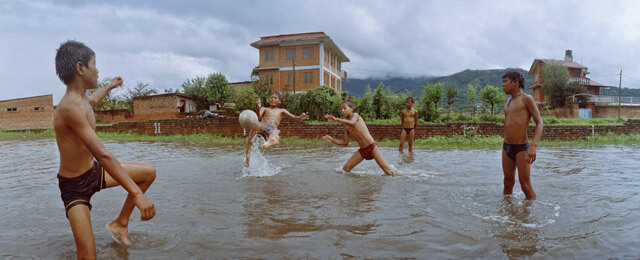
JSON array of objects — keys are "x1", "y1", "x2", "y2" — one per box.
[{"x1": 239, "y1": 110, "x2": 259, "y2": 130}]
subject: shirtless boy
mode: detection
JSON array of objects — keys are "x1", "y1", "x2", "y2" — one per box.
[
  {"x1": 322, "y1": 100, "x2": 398, "y2": 176},
  {"x1": 244, "y1": 91, "x2": 309, "y2": 167},
  {"x1": 54, "y1": 40, "x2": 156, "y2": 258},
  {"x1": 501, "y1": 69, "x2": 543, "y2": 200},
  {"x1": 399, "y1": 97, "x2": 418, "y2": 153}
]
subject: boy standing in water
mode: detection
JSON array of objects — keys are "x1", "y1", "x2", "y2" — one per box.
[
  {"x1": 322, "y1": 100, "x2": 398, "y2": 176},
  {"x1": 54, "y1": 40, "x2": 156, "y2": 257},
  {"x1": 399, "y1": 97, "x2": 418, "y2": 153},
  {"x1": 501, "y1": 69, "x2": 543, "y2": 200},
  {"x1": 245, "y1": 91, "x2": 309, "y2": 167}
]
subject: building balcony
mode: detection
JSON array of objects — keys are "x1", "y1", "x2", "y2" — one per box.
[
  {"x1": 568, "y1": 77, "x2": 591, "y2": 85},
  {"x1": 568, "y1": 94, "x2": 640, "y2": 106}
]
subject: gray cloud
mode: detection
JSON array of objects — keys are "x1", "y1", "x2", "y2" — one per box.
[{"x1": 2, "y1": 0, "x2": 639, "y2": 104}]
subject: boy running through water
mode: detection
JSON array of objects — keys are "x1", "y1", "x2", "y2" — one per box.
[
  {"x1": 245, "y1": 91, "x2": 309, "y2": 167},
  {"x1": 399, "y1": 97, "x2": 418, "y2": 153},
  {"x1": 322, "y1": 100, "x2": 398, "y2": 176},
  {"x1": 54, "y1": 40, "x2": 156, "y2": 258},
  {"x1": 501, "y1": 69, "x2": 543, "y2": 200}
]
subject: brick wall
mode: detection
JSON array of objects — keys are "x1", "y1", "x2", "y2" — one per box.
[
  {"x1": 95, "y1": 109, "x2": 130, "y2": 124},
  {"x1": 96, "y1": 118, "x2": 640, "y2": 140},
  {"x1": 0, "y1": 95, "x2": 53, "y2": 129},
  {"x1": 133, "y1": 94, "x2": 197, "y2": 115}
]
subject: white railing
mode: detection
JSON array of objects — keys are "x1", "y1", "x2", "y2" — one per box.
[
  {"x1": 568, "y1": 95, "x2": 640, "y2": 105},
  {"x1": 568, "y1": 77, "x2": 590, "y2": 85}
]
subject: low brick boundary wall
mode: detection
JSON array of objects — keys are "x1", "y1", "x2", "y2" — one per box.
[{"x1": 95, "y1": 119, "x2": 640, "y2": 140}]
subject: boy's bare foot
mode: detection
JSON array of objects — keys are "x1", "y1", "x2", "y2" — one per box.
[
  {"x1": 262, "y1": 136, "x2": 279, "y2": 149},
  {"x1": 106, "y1": 222, "x2": 132, "y2": 246}
]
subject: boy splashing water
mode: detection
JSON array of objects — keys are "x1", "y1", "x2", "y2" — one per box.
[
  {"x1": 322, "y1": 100, "x2": 398, "y2": 176},
  {"x1": 244, "y1": 91, "x2": 309, "y2": 167}
]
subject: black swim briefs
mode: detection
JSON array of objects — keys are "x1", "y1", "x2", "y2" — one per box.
[
  {"x1": 503, "y1": 142, "x2": 530, "y2": 161},
  {"x1": 58, "y1": 160, "x2": 106, "y2": 217}
]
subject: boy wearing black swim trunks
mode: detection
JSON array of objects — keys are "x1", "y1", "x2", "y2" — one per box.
[
  {"x1": 322, "y1": 100, "x2": 398, "y2": 176},
  {"x1": 399, "y1": 97, "x2": 418, "y2": 153},
  {"x1": 54, "y1": 40, "x2": 156, "y2": 258},
  {"x1": 501, "y1": 69, "x2": 543, "y2": 200}
]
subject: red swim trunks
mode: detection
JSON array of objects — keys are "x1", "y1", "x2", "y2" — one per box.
[{"x1": 358, "y1": 142, "x2": 377, "y2": 160}]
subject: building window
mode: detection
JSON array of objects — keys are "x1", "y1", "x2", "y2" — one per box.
[
  {"x1": 264, "y1": 51, "x2": 274, "y2": 61},
  {"x1": 263, "y1": 74, "x2": 273, "y2": 85},
  {"x1": 303, "y1": 72, "x2": 313, "y2": 83},
  {"x1": 6, "y1": 107, "x2": 17, "y2": 112},
  {"x1": 304, "y1": 47, "x2": 313, "y2": 59},
  {"x1": 535, "y1": 73, "x2": 539, "y2": 82},
  {"x1": 534, "y1": 90, "x2": 538, "y2": 99},
  {"x1": 286, "y1": 73, "x2": 294, "y2": 84},
  {"x1": 286, "y1": 49, "x2": 296, "y2": 60},
  {"x1": 34, "y1": 107, "x2": 44, "y2": 111}
]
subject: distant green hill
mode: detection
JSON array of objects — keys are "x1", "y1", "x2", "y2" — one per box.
[{"x1": 342, "y1": 68, "x2": 533, "y2": 110}]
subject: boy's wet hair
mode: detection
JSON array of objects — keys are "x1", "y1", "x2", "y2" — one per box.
[
  {"x1": 55, "y1": 40, "x2": 95, "y2": 85},
  {"x1": 406, "y1": 97, "x2": 414, "y2": 103},
  {"x1": 502, "y1": 69, "x2": 525, "y2": 89},
  {"x1": 341, "y1": 100, "x2": 355, "y2": 108},
  {"x1": 268, "y1": 91, "x2": 282, "y2": 100}
]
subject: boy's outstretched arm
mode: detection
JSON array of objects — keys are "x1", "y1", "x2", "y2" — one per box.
[
  {"x1": 88, "y1": 77, "x2": 122, "y2": 107},
  {"x1": 322, "y1": 130, "x2": 349, "y2": 146},
  {"x1": 60, "y1": 106, "x2": 155, "y2": 220},
  {"x1": 283, "y1": 110, "x2": 309, "y2": 121},
  {"x1": 325, "y1": 113, "x2": 358, "y2": 127},
  {"x1": 524, "y1": 96, "x2": 543, "y2": 165}
]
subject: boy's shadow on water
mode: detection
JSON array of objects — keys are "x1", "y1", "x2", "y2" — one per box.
[
  {"x1": 240, "y1": 176, "x2": 384, "y2": 239},
  {"x1": 496, "y1": 197, "x2": 541, "y2": 258}
]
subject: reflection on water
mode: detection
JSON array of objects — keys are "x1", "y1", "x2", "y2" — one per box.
[{"x1": 1, "y1": 139, "x2": 640, "y2": 259}]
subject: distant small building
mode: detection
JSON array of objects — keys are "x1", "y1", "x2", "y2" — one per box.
[
  {"x1": 131, "y1": 93, "x2": 198, "y2": 121},
  {"x1": 528, "y1": 50, "x2": 611, "y2": 104},
  {"x1": 0, "y1": 94, "x2": 53, "y2": 129},
  {"x1": 250, "y1": 32, "x2": 349, "y2": 93}
]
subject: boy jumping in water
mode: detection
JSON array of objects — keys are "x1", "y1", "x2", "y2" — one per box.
[
  {"x1": 501, "y1": 69, "x2": 543, "y2": 200},
  {"x1": 322, "y1": 100, "x2": 398, "y2": 176},
  {"x1": 54, "y1": 40, "x2": 156, "y2": 258},
  {"x1": 244, "y1": 91, "x2": 309, "y2": 167},
  {"x1": 399, "y1": 97, "x2": 418, "y2": 153}
]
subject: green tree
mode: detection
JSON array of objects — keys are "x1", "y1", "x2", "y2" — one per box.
[
  {"x1": 420, "y1": 82, "x2": 444, "y2": 122},
  {"x1": 541, "y1": 62, "x2": 587, "y2": 107},
  {"x1": 372, "y1": 82, "x2": 389, "y2": 119},
  {"x1": 355, "y1": 85, "x2": 375, "y2": 120},
  {"x1": 480, "y1": 84, "x2": 506, "y2": 115},
  {"x1": 232, "y1": 86, "x2": 258, "y2": 112},
  {"x1": 298, "y1": 86, "x2": 337, "y2": 120},
  {"x1": 446, "y1": 87, "x2": 458, "y2": 111},
  {"x1": 467, "y1": 84, "x2": 477, "y2": 117},
  {"x1": 125, "y1": 82, "x2": 158, "y2": 112},
  {"x1": 204, "y1": 72, "x2": 233, "y2": 104}
]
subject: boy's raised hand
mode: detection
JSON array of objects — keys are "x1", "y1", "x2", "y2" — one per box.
[
  {"x1": 109, "y1": 76, "x2": 123, "y2": 89},
  {"x1": 325, "y1": 114, "x2": 336, "y2": 122},
  {"x1": 300, "y1": 112, "x2": 309, "y2": 121}
]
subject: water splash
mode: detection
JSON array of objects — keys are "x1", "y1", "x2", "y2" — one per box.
[{"x1": 241, "y1": 135, "x2": 281, "y2": 177}]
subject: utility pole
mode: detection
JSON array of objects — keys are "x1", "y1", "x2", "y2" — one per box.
[
  {"x1": 292, "y1": 59, "x2": 296, "y2": 95},
  {"x1": 618, "y1": 70, "x2": 622, "y2": 119}
]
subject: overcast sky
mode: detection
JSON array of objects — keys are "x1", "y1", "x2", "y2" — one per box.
[{"x1": 2, "y1": 0, "x2": 640, "y2": 104}]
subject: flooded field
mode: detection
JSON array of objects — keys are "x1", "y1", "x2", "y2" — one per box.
[{"x1": 1, "y1": 139, "x2": 639, "y2": 259}]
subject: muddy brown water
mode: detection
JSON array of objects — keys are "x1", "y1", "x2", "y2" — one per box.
[{"x1": 1, "y1": 139, "x2": 639, "y2": 259}]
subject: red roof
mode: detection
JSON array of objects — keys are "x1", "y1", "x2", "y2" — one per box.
[
  {"x1": 250, "y1": 32, "x2": 329, "y2": 46},
  {"x1": 250, "y1": 32, "x2": 350, "y2": 62}
]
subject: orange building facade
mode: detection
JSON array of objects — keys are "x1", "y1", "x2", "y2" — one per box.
[
  {"x1": 250, "y1": 32, "x2": 349, "y2": 93},
  {"x1": 528, "y1": 50, "x2": 610, "y2": 104}
]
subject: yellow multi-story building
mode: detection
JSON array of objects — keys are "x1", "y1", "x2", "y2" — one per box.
[{"x1": 250, "y1": 32, "x2": 349, "y2": 93}]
